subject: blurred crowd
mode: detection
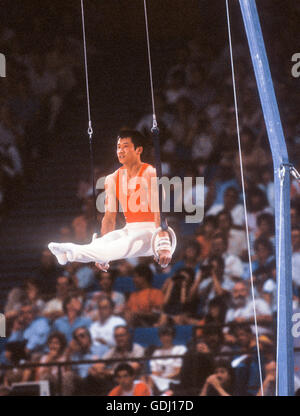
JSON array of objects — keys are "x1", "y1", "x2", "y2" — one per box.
[
  {"x1": 0, "y1": 14, "x2": 80, "y2": 220},
  {"x1": 1, "y1": 1, "x2": 300, "y2": 397}
]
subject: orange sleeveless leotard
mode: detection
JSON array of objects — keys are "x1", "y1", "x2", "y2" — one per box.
[{"x1": 115, "y1": 163, "x2": 156, "y2": 223}]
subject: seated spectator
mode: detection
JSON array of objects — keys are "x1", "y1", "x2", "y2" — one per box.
[
  {"x1": 215, "y1": 210, "x2": 247, "y2": 257},
  {"x1": 125, "y1": 265, "x2": 164, "y2": 327},
  {"x1": 4, "y1": 287, "x2": 27, "y2": 323},
  {"x1": 209, "y1": 232, "x2": 244, "y2": 287},
  {"x1": 102, "y1": 325, "x2": 144, "y2": 374},
  {"x1": 244, "y1": 237, "x2": 275, "y2": 280},
  {"x1": 257, "y1": 166, "x2": 275, "y2": 210},
  {"x1": 149, "y1": 325, "x2": 187, "y2": 394},
  {"x1": 65, "y1": 262, "x2": 96, "y2": 291},
  {"x1": 170, "y1": 239, "x2": 202, "y2": 276},
  {"x1": 23, "y1": 278, "x2": 45, "y2": 315},
  {"x1": 90, "y1": 297, "x2": 126, "y2": 348},
  {"x1": 52, "y1": 295, "x2": 92, "y2": 343},
  {"x1": 71, "y1": 196, "x2": 97, "y2": 243},
  {"x1": 190, "y1": 256, "x2": 230, "y2": 316},
  {"x1": 204, "y1": 149, "x2": 240, "y2": 210},
  {"x1": 224, "y1": 281, "x2": 272, "y2": 337},
  {"x1": 84, "y1": 269, "x2": 125, "y2": 320},
  {"x1": 260, "y1": 260, "x2": 277, "y2": 314},
  {"x1": 194, "y1": 296, "x2": 227, "y2": 338},
  {"x1": 229, "y1": 324, "x2": 274, "y2": 396},
  {"x1": 245, "y1": 187, "x2": 273, "y2": 239},
  {"x1": 233, "y1": 128, "x2": 272, "y2": 185},
  {"x1": 195, "y1": 215, "x2": 216, "y2": 261},
  {"x1": 8, "y1": 302, "x2": 51, "y2": 354},
  {"x1": 255, "y1": 213, "x2": 275, "y2": 247},
  {"x1": 108, "y1": 363, "x2": 151, "y2": 396},
  {"x1": 67, "y1": 326, "x2": 110, "y2": 395},
  {"x1": 35, "y1": 331, "x2": 73, "y2": 396},
  {"x1": 43, "y1": 275, "x2": 74, "y2": 321},
  {"x1": 206, "y1": 187, "x2": 245, "y2": 228},
  {"x1": 0, "y1": 341, "x2": 28, "y2": 387},
  {"x1": 169, "y1": 338, "x2": 214, "y2": 396},
  {"x1": 202, "y1": 326, "x2": 233, "y2": 357},
  {"x1": 257, "y1": 360, "x2": 276, "y2": 396},
  {"x1": 159, "y1": 267, "x2": 197, "y2": 325},
  {"x1": 35, "y1": 248, "x2": 65, "y2": 295},
  {"x1": 200, "y1": 359, "x2": 234, "y2": 396},
  {"x1": 4, "y1": 278, "x2": 45, "y2": 326}
]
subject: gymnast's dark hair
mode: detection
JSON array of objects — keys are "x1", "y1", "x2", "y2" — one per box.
[{"x1": 117, "y1": 129, "x2": 148, "y2": 149}]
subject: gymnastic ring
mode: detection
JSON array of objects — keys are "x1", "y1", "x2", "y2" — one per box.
[{"x1": 151, "y1": 226, "x2": 177, "y2": 264}]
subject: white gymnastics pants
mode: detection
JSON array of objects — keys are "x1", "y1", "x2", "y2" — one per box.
[{"x1": 48, "y1": 222, "x2": 156, "y2": 265}]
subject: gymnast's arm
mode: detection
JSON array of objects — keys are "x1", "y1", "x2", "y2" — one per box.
[{"x1": 100, "y1": 174, "x2": 117, "y2": 236}]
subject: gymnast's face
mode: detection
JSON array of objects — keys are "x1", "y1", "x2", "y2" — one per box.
[{"x1": 117, "y1": 137, "x2": 142, "y2": 165}]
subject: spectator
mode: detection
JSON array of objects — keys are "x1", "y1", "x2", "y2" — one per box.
[
  {"x1": 246, "y1": 237, "x2": 275, "y2": 280},
  {"x1": 102, "y1": 325, "x2": 144, "y2": 374},
  {"x1": 35, "y1": 331, "x2": 73, "y2": 395},
  {"x1": 209, "y1": 232, "x2": 244, "y2": 287},
  {"x1": 170, "y1": 240, "x2": 202, "y2": 275},
  {"x1": 170, "y1": 338, "x2": 214, "y2": 396},
  {"x1": 108, "y1": 363, "x2": 151, "y2": 396},
  {"x1": 159, "y1": 267, "x2": 197, "y2": 325},
  {"x1": 7, "y1": 302, "x2": 51, "y2": 354},
  {"x1": 200, "y1": 359, "x2": 234, "y2": 396},
  {"x1": 149, "y1": 325, "x2": 187, "y2": 394},
  {"x1": 257, "y1": 360, "x2": 276, "y2": 396},
  {"x1": 65, "y1": 262, "x2": 96, "y2": 291},
  {"x1": 194, "y1": 296, "x2": 228, "y2": 336},
  {"x1": 190, "y1": 256, "x2": 230, "y2": 316},
  {"x1": 52, "y1": 295, "x2": 92, "y2": 343},
  {"x1": 125, "y1": 265, "x2": 164, "y2": 327},
  {"x1": 35, "y1": 249, "x2": 64, "y2": 295},
  {"x1": 215, "y1": 210, "x2": 247, "y2": 258},
  {"x1": 207, "y1": 187, "x2": 245, "y2": 228},
  {"x1": 84, "y1": 269, "x2": 125, "y2": 320},
  {"x1": 71, "y1": 196, "x2": 98, "y2": 243},
  {"x1": 255, "y1": 213, "x2": 275, "y2": 247},
  {"x1": 246, "y1": 187, "x2": 273, "y2": 238},
  {"x1": 195, "y1": 215, "x2": 216, "y2": 261},
  {"x1": 23, "y1": 278, "x2": 45, "y2": 315},
  {"x1": 67, "y1": 326, "x2": 110, "y2": 395},
  {"x1": 233, "y1": 127, "x2": 271, "y2": 185},
  {"x1": 43, "y1": 275, "x2": 74, "y2": 321},
  {"x1": 90, "y1": 297, "x2": 126, "y2": 348},
  {"x1": 224, "y1": 281, "x2": 272, "y2": 336}
]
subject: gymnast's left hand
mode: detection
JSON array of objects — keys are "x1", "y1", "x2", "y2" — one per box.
[{"x1": 157, "y1": 249, "x2": 172, "y2": 268}]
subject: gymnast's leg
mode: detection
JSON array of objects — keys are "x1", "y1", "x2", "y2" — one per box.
[{"x1": 48, "y1": 226, "x2": 154, "y2": 265}]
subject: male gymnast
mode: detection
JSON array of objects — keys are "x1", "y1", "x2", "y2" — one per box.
[{"x1": 48, "y1": 130, "x2": 173, "y2": 271}]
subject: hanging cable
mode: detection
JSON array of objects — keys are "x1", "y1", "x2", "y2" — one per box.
[
  {"x1": 143, "y1": 0, "x2": 157, "y2": 130},
  {"x1": 225, "y1": 0, "x2": 264, "y2": 395},
  {"x1": 142, "y1": 0, "x2": 177, "y2": 264},
  {"x1": 143, "y1": 0, "x2": 167, "y2": 231},
  {"x1": 80, "y1": 0, "x2": 98, "y2": 232}
]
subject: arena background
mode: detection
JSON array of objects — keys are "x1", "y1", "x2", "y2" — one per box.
[{"x1": 0, "y1": 0, "x2": 299, "y2": 397}]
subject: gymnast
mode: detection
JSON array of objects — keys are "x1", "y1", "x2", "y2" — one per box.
[{"x1": 48, "y1": 130, "x2": 174, "y2": 271}]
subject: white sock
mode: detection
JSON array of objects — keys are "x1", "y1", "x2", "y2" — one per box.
[{"x1": 48, "y1": 243, "x2": 68, "y2": 266}]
